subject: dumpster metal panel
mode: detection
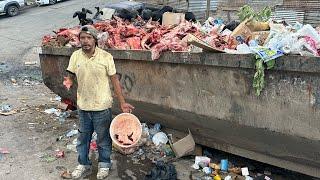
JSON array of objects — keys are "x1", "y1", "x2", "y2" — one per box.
[{"x1": 39, "y1": 47, "x2": 320, "y2": 178}]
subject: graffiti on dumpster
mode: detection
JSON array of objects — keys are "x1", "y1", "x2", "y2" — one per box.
[{"x1": 117, "y1": 73, "x2": 135, "y2": 93}]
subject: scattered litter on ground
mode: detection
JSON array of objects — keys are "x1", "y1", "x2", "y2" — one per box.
[
  {"x1": 152, "y1": 131, "x2": 168, "y2": 146},
  {"x1": 1, "y1": 104, "x2": 12, "y2": 113},
  {"x1": 50, "y1": 95, "x2": 61, "y2": 102},
  {"x1": 55, "y1": 150, "x2": 65, "y2": 158},
  {"x1": 0, "y1": 148, "x2": 10, "y2": 154},
  {"x1": 149, "y1": 123, "x2": 161, "y2": 138},
  {"x1": 10, "y1": 78, "x2": 17, "y2": 84},
  {"x1": 145, "y1": 160, "x2": 177, "y2": 180},
  {"x1": 39, "y1": 153, "x2": 57, "y2": 163},
  {"x1": 24, "y1": 61, "x2": 38, "y2": 66},
  {"x1": 44, "y1": 107, "x2": 72, "y2": 123},
  {"x1": 90, "y1": 141, "x2": 97, "y2": 151},
  {"x1": 44, "y1": 108, "x2": 59, "y2": 115},
  {"x1": 0, "y1": 104, "x2": 17, "y2": 116},
  {"x1": 60, "y1": 170, "x2": 72, "y2": 179},
  {"x1": 242, "y1": 167, "x2": 250, "y2": 176},
  {"x1": 66, "y1": 129, "x2": 78, "y2": 138}
]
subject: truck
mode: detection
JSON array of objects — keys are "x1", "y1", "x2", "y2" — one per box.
[
  {"x1": 39, "y1": 46, "x2": 320, "y2": 178},
  {"x1": 35, "y1": 0, "x2": 64, "y2": 6},
  {"x1": 0, "y1": 0, "x2": 25, "y2": 17}
]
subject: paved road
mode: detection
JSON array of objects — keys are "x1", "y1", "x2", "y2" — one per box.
[{"x1": 0, "y1": 0, "x2": 118, "y2": 68}]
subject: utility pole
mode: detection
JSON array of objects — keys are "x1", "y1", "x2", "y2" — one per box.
[{"x1": 206, "y1": 0, "x2": 211, "y2": 19}]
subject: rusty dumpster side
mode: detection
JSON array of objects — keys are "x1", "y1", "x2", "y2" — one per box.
[{"x1": 39, "y1": 47, "x2": 320, "y2": 178}]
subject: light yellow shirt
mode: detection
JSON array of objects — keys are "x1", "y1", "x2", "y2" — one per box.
[{"x1": 67, "y1": 47, "x2": 116, "y2": 111}]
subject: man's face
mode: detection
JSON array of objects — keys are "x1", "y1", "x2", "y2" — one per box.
[{"x1": 79, "y1": 32, "x2": 95, "y2": 51}]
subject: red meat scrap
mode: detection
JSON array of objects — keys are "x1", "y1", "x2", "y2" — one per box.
[{"x1": 126, "y1": 37, "x2": 142, "y2": 50}]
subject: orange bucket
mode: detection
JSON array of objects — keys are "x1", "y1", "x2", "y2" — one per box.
[{"x1": 110, "y1": 113, "x2": 142, "y2": 148}]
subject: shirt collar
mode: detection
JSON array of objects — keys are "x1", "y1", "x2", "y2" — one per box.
[{"x1": 82, "y1": 47, "x2": 99, "y2": 58}]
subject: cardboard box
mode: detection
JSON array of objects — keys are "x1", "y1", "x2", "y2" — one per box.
[
  {"x1": 231, "y1": 19, "x2": 252, "y2": 43},
  {"x1": 162, "y1": 12, "x2": 185, "y2": 26},
  {"x1": 251, "y1": 31, "x2": 270, "y2": 46},
  {"x1": 100, "y1": 8, "x2": 116, "y2": 20},
  {"x1": 186, "y1": 34, "x2": 225, "y2": 53},
  {"x1": 170, "y1": 130, "x2": 195, "y2": 158}
]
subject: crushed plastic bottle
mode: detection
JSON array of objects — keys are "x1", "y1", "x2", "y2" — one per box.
[
  {"x1": 66, "y1": 129, "x2": 78, "y2": 138},
  {"x1": 58, "y1": 111, "x2": 70, "y2": 124},
  {"x1": 152, "y1": 132, "x2": 168, "y2": 146},
  {"x1": 0, "y1": 104, "x2": 12, "y2": 113},
  {"x1": 202, "y1": 167, "x2": 212, "y2": 174},
  {"x1": 92, "y1": 132, "x2": 97, "y2": 141},
  {"x1": 149, "y1": 123, "x2": 161, "y2": 138}
]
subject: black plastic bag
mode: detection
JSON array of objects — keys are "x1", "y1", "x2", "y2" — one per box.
[{"x1": 145, "y1": 161, "x2": 177, "y2": 180}]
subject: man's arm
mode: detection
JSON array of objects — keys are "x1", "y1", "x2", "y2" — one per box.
[{"x1": 110, "y1": 74, "x2": 134, "y2": 113}]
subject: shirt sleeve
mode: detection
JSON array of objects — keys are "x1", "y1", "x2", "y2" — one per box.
[
  {"x1": 107, "y1": 55, "x2": 117, "y2": 76},
  {"x1": 67, "y1": 53, "x2": 77, "y2": 74}
]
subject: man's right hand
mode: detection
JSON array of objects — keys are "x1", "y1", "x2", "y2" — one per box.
[{"x1": 63, "y1": 76, "x2": 73, "y2": 90}]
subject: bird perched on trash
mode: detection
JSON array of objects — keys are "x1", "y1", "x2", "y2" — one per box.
[
  {"x1": 93, "y1": 6, "x2": 103, "y2": 20},
  {"x1": 185, "y1": 12, "x2": 196, "y2": 22},
  {"x1": 115, "y1": 8, "x2": 139, "y2": 21},
  {"x1": 73, "y1": 8, "x2": 93, "y2": 26},
  {"x1": 141, "y1": 9, "x2": 152, "y2": 21},
  {"x1": 151, "y1": 6, "x2": 174, "y2": 23}
]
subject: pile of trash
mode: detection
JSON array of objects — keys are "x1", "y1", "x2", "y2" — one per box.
[
  {"x1": 191, "y1": 156, "x2": 272, "y2": 180},
  {"x1": 42, "y1": 17, "x2": 214, "y2": 60},
  {"x1": 114, "y1": 123, "x2": 174, "y2": 159},
  {"x1": 42, "y1": 4, "x2": 320, "y2": 59},
  {"x1": 43, "y1": 96, "x2": 77, "y2": 124}
]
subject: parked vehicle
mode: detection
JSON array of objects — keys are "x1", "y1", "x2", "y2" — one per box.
[
  {"x1": 0, "y1": 0, "x2": 25, "y2": 17},
  {"x1": 36, "y1": 0, "x2": 64, "y2": 6}
]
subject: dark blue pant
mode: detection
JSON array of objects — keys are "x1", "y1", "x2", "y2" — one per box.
[{"x1": 77, "y1": 109, "x2": 112, "y2": 168}]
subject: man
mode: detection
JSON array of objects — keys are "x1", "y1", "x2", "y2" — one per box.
[{"x1": 63, "y1": 25, "x2": 134, "y2": 179}]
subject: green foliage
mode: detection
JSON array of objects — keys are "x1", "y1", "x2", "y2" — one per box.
[
  {"x1": 253, "y1": 59, "x2": 265, "y2": 96},
  {"x1": 238, "y1": 5, "x2": 272, "y2": 22}
]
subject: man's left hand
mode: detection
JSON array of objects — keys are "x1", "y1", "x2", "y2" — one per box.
[{"x1": 120, "y1": 102, "x2": 135, "y2": 113}]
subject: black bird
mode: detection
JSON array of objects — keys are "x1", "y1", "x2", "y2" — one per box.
[
  {"x1": 185, "y1": 12, "x2": 196, "y2": 22},
  {"x1": 222, "y1": 20, "x2": 240, "y2": 31},
  {"x1": 141, "y1": 9, "x2": 152, "y2": 21},
  {"x1": 73, "y1": 8, "x2": 93, "y2": 26},
  {"x1": 116, "y1": 8, "x2": 138, "y2": 21},
  {"x1": 151, "y1": 6, "x2": 174, "y2": 23},
  {"x1": 93, "y1": 7, "x2": 103, "y2": 20}
]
